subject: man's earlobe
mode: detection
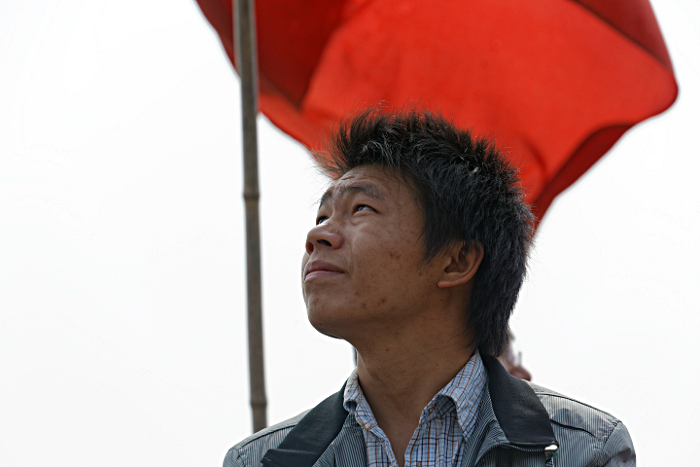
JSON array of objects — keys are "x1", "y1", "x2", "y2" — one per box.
[{"x1": 436, "y1": 241, "x2": 484, "y2": 288}]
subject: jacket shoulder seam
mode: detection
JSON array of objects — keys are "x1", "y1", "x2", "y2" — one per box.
[
  {"x1": 236, "y1": 422, "x2": 300, "y2": 450},
  {"x1": 232, "y1": 410, "x2": 309, "y2": 453},
  {"x1": 533, "y1": 390, "x2": 619, "y2": 422},
  {"x1": 550, "y1": 419, "x2": 596, "y2": 438}
]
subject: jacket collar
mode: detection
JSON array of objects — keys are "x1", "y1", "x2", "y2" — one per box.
[
  {"x1": 468, "y1": 356, "x2": 558, "y2": 466},
  {"x1": 261, "y1": 357, "x2": 557, "y2": 467},
  {"x1": 261, "y1": 383, "x2": 348, "y2": 467},
  {"x1": 480, "y1": 355, "x2": 557, "y2": 448}
]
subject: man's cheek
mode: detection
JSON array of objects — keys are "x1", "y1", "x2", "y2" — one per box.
[{"x1": 300, "y1": 253, "x2": 310, "y2": 276}]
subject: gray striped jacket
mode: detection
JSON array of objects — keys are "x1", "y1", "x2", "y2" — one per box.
[{"x1": 224, "y1": 356, "x2": 635, "y2": 467}]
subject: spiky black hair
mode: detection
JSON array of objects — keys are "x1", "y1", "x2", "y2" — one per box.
[{"x1": 315, "y1": 107, "x2": 534, "y2": 356}]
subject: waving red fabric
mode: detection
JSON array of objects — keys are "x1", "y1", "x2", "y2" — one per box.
[{"x1": 196, "y1": 0, "x2": 677, "y2": 220}]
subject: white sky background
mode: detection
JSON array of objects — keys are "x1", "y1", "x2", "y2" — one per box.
[{"x1": 0, "y1": 0, "x2": 698, "y2": 465}]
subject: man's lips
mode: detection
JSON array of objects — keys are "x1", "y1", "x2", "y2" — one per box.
[{"x1": 304, "y1": 260, "x2": 344, "y2": 281}]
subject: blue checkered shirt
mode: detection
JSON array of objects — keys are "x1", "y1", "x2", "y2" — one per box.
[{"x1": 343, "y1": 351, "x2": 487, "y2": 467}]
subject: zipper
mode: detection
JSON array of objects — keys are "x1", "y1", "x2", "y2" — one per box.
[
  {"x1": 544, "y1": 444, "x2": 558, "y2": 467},
  {"x1": 475, "y1": 442, "x2": 558, "y2": 466}
]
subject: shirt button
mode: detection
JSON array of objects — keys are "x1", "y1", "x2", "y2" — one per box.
[
  {"x1": 428, "y1": 408, "x2": 434, "y2": 413},
  {"x1": 417, "y1": 462, "x2": 422, "y2": 467}
]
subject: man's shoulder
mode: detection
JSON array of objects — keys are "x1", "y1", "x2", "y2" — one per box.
[
  {"x1": 223, "y1": 410, "x2": 309, "y2": 467},
  {"x1": 527, "y1": 382, "x2": 635, "y2": 466},
  {"x1": 528, "y1": 382, "x2": 621, "y2": 437}
]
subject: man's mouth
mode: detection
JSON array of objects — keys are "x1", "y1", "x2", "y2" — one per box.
[{"x1": 304, "y1": 260, "x2": 344, "y2": 281}]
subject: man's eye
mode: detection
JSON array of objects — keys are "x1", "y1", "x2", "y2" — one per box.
[
  {"x1": 355, "y1": 204, "x2": 374, "y2": 213},
  {"x1": 316, "y1": 215, "x2": 328, "y2": 225}
]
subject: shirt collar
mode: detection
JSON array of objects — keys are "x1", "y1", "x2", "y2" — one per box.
[
  {"x1": 343, "y1": 368, "x2": 379, "y2": 433},
  {"x1": 343, "y1": 350, "x2": 487, "y2": 440}
]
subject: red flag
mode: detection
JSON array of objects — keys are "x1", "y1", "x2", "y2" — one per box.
[{"x1": 197, "y1": 0, "x2": 677, "y2": 220}]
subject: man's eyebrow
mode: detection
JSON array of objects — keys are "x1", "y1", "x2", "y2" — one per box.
[{"x1": 318, "y1": 183, "x2": 387, "y2": 209}]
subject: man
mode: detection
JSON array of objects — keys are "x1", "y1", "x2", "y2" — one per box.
[{"x1": 224, "y1": 109, "x2": 635, "y2": 467}]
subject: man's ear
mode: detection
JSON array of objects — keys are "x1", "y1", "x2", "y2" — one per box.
[{"x1": 436, "y1": 241, "x2": 484, "y2": 289}]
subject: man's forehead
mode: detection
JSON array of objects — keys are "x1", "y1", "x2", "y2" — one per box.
[{"x1": 318, "y1": 170, "x2": 391, "y2": 208}]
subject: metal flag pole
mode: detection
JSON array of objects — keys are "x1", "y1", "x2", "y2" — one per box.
[{"x1": 233, "y1": 0, "x2": 267, "y2": 432}]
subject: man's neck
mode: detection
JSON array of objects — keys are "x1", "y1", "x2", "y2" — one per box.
[{"x1": 354, "y1": 326, "x2": 476, "y2": 467}]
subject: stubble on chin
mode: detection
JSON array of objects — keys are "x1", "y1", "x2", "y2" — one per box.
[{"x1": 306, "y1": 297, "x2": 362, "y2": 342}]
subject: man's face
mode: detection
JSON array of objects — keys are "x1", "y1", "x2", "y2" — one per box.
[{"x1": 301, "y1": 165, "x2": 443, "y2": 342}]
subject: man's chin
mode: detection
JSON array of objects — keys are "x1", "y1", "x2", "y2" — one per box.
[
  {"x1": 308, "y1": 316, "x2": 346, "y2": 340},
  {"x1": 307, "y1": 309, "x2": 356, "y2": 342},
  {"x1": 312, "y1": 328, "x2": 344, "y2": 340}
]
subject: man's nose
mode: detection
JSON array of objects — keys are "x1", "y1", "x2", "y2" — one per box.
[{"x1": 305, "y1": 224, "x2": 343, "y2": 255}]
